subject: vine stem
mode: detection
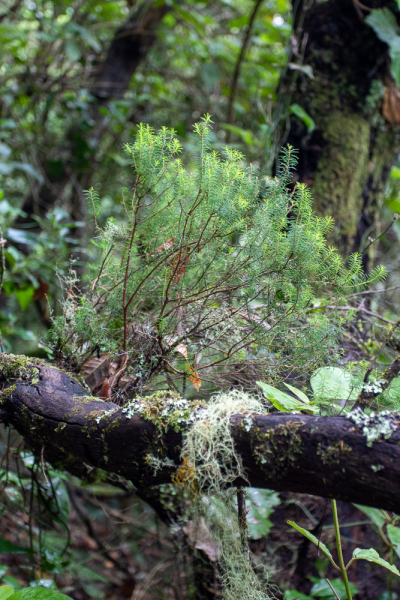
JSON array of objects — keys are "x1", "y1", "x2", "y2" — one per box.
[
  {"x1": 237, "y1": 487, "x2": 249, "y2": 558},
  {"x1": 331, "y1": 499, "x2": 352, "y2": 600}
]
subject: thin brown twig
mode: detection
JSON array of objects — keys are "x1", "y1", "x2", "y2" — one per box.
[
  {"x1": 362, "y1": 214, "x2": 399, "y2": 254},
  {"x1": 40, "y1": 446, "x2": 49, "y2": 486},
  {"x1": 326, "y1": 579, "x2": 341, "y2": 600},
  {"x1": 347, "y1": 284, "x2": 400, "y2": 297}
]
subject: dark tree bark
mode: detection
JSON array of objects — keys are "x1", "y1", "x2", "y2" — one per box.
[
  {"x1": 1, "y1": 354, "x2": 400, "y2": 512},
  {"x1": 283, "y1": 0, "x2": 399, "y2": 264}
]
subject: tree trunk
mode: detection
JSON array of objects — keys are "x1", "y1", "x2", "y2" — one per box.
[
  {"x1": 284, "y1": 0, "x2": 399, "y2": 265},
  {"x1": 18, "y1": 1, "x2": 169, "y2": 222}
]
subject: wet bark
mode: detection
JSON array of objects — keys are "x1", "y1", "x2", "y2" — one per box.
[{"x1": 1, "y1": 354, "x2": 400, "y2": 512}]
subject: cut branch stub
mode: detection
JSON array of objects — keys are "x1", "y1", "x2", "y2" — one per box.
[{"x1": 1, "y1": 354, "x2": 400, "y2": 512}]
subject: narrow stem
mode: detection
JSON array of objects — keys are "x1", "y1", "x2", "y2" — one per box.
[
  {"x1": 389, "y1": 545, "x2": 393, "y2": 600},
  {"x1": 237, "y1": 487, "x2": 249, "y2": 558},
  {"x1": 331, "y1": 499, "x2": 352, "y2": 600}
]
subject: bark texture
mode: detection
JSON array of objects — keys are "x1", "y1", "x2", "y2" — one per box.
[
  {"x1": 285, "y1": 0, "x2": 400, "y2": 263},
  {"x1": 1, "y1": 354, "x2": 400, "y2": 512}
]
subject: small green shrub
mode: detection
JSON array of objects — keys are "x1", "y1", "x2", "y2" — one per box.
[{"x1": 48, "y1": 115, "x2": 385, "y2": 397}]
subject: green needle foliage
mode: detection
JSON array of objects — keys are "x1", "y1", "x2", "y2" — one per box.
[{"x1": 48, "y1": 115, "x2": 386, "y2": 397}]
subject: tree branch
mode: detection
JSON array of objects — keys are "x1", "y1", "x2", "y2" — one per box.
[{"x1": 1, "y1": 354, "x2": 400, "y2": 512}]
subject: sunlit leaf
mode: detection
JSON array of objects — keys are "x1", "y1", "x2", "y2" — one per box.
[
  {"x1": 0, "y1": 537, "x2": 32, "y2": 554},
  {"x1": 386, "y1": 524, "x2": 400, "y2": 559},
  {"x1": 310, "y1": 367, "x2": 359, "y2": 401},
  {"x1": 351, "y1": 547, "x2": 400, "y2": 575},
  {"x1": 283, "y1": 382, "x2": 310, "y2": 404},
  {"x1": 14, "y1": 287, "x2": 35, "y2": 311},
  {"x1": 287, "y1": 521, "x2": 337, "y2": 567},
  {"x1": 10, "y1": 589, "x2": 72, "y2": 599},
  {"x1": 257, "y1": 381, "x2": 318, "y2": 413},
  {"x1": 289, "y1": 104, "x2": 315, "y2": 134},
  {"x1": 0, "y1": 586, "x2": 14, "y2": 600},
  {"x1": 353, "y1": 504, "x2": 386, "y2": 530}
]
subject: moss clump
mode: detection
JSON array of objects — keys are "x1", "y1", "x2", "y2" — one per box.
[
  {"x1": 253, "y1": 421, "x2": 303, "y2": 477},
  {"x1": 72, "y1": 395, "x2": 102, "y2": 403},
  {"x1": 0, "y1": 384, "x2": 16, "y2": 404},
  {"x1": 55, "y1": 422, "x2": 67, "y2": 433},
  {"x1": 317, "y1": 440, "x2": 352, "y2": 465},
  {"x1": 312, "y1": 111, "x2": 370, "y2": 249},
  {"x1": 0, "y1": 354, "x2": 40, "y2": 386}
]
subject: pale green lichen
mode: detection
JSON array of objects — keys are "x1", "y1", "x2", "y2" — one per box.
[
  {"x1": 121, "y1": 391, "x2": 206, "y2": 433},
  {"x1": 243, "y1": 415, "x2": 253, "y2": 432},
  {"x1": 95, "y1": 408, "x2": 118, "y2": 424},
  {"x1": 347, "y1": 407, "x2": 399, "y2": 447},
  {"x1": 55, "y1": 422, "x2": 67, "y2": 433},
  {"x1": 177, "y1": 390, "x2": 274, "y2": 600},
  {"x1": 145, "y1": 454, "x2": 176, "y2": 476},
  {"x1": 371, "y1": 464, "x2": 384, "y2": 472}
]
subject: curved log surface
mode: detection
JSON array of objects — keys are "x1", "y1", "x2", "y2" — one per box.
[{"x1": 1, "y1": 354, "x2": 400, "y2": 511}]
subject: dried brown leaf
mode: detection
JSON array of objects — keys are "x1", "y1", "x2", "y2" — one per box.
[
  {"x1": 383, "y1": 78, "x2": 400, "y2": 124},
  {"x1": 156, "y1": 236, "x2": 175, "y2": 253},
  {"x1": 82, "y1": 354, "x2": 112, "y2": 391},
  {"x1": 183, "y1": 518, "x2": 220, "y2": 562},
  {"x1": 189, "y1": 369, "x2": 201, "y2": 392}
]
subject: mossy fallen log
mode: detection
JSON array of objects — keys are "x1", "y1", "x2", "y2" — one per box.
[{"x1": 1, "y1": 353, "x2": 400, "y2": 511}]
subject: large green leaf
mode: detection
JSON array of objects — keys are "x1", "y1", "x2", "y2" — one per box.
[
  {"x1": 389, "y1": 37, "x2": 400, "y2": 88},
  {"x1": 10, "y1": 589, "x2": 72, "y2": 599},
  {"x1": 289, "y1": 104, "x2": 315, "y2": 134},
  {"x1": 283, "y1": 591, "x2": 312, "y2": 600},
  {"x1": 309, "y1": 577, "x2": 358, "y2": 599},
  {"x1": 351, "y1": 548, "x2": 400, "y2": 576},
  {"x1": 310, "y1": 367, "x2": 359, "y2": 401},
  {"x1": 0, "y1": 537, "x2": 32, "y2": 554},
  {"x1": 246, "y1": 489, "x2": 280, "y2": 540},
  {"x1": 366, "y1": 9, "x2": 400, "y2": 88},
  {"x1": 257, "y1": 382, "x2": 318, "y2": 414},
  {"x1": 353, "y1": 504, "x2": 386, "y2": 530},
  {"x1": 287, "y1": 521, "x2": 338, "y2": 568},
  {"x1": 283, "y1": 382, "x2": 310, "y2": 404},
  {"x1": 366, "y1": 8, "x2": 398, "y2": 45},
  {"x1": 0, "y1": 587, "x2": 14, "y2": 600},
  {"x1": 387, "y1": 523, "x2": 400, "y2": 559}
]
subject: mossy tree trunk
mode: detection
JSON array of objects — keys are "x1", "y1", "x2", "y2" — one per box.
[{"x1": 284, "y1": 0, "x2": 399, "y2": 265}]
